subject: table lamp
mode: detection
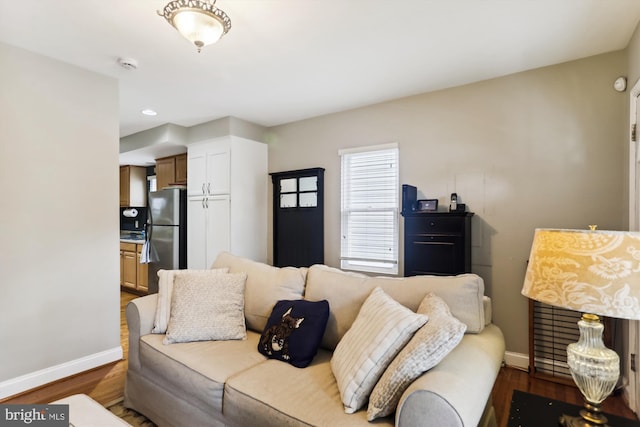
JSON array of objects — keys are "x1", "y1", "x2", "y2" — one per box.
[{"x1": 522, "y1": 228, "x2": 640, "y2": 426}]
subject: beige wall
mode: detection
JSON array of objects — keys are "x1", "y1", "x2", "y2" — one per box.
[
  {"x1": 0, "y1": 42, "x2": 120, "y2": 396},
  {"x1": 628, "y1": 23, "x2": 640, "y2": 91},
  {"x1": 266, "y1": 51, "x2": 628, "y2": 354}
]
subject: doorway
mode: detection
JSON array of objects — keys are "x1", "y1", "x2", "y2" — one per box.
[{"x1": 627, "y1": 78, "x2": 640, "y2": 414}]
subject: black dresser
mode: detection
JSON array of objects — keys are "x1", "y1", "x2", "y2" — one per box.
[{"x1": 402, "y1": 211, "x2": 473, "y2": 277}]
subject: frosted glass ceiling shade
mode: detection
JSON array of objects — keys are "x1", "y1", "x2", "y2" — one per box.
[{"x1": 159, "y1": 0, "x2": 231, "y2": 52}]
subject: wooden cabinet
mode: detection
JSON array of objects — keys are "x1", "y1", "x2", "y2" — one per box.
[
  {"x1": 187, "y1": 136, "x2": 267, "y2": 269},
  {"x1": 156, "y1": 153, "x2": 187, "y2": 191},
  {"x1": 175, "y1": 153, "x2": 187, "y2": 183},
  {"x1": 155, "y1": 156, "x2": 175, "y2": 191},
  {"x1": 136, "y1": 245, "x2": 148, "y2": 293},
  {"x1": 120, "y1": 165, "x2": 146, "y2": 207},
  {"x1": 120, "y1": 242, "x2": 138, "y2": 290},
  {"x1": 120, "y1": 242, "x2": 148, "y2": 294},
  {"x1": 403, "y1": 212, "x2": 473, "y2": 276}
]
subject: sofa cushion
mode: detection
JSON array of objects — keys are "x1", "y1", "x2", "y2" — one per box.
[
  {"x1": 152, "y1": 268, "x2": 229, "y2": 334},
  {"x1": 305, "y1": 264, "x2": 485, "y2": 350},
  {"x1": 224, "y1": 351, "x2": 394, "y2": 426},
  {"x1": 138, "y1": 331, "x2": 266, "y2": 416},
  {"x1": 211, "y1": 252, "x2": 307, "y2": 332},
  {"x1": 258, "y1": 299, "x2": 330, "y2": 368},
  {"x1": 331, "y1": 287, "x2": 428, "y2": 414},
  {"x1": 164, "y1": 272, "x2": 247, "y2": 344},
  {"x1": 367, "y1": 292, "x2": 467, "y2": 420}
]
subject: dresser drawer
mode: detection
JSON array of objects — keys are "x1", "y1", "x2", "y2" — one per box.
[{"x1": 405, "y1": 216, "x2": 465, "y2": 234}]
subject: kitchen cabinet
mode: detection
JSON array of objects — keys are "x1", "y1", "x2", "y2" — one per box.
[
  {"x1": 187, "y1": 143, "x2": 229, "y2": 197},
  {"x1": 187, "y1": 136, "x2": 267, "y2": 268},
  {"x1": 120, "y1": 242, "x2": 148, "y2": 294},
  {"x1": 155, "y1": 156, "x2": 175, "y2": 191},
  {"x1": 136, "y1": 245, "x2": 148, "y2": 293},
  {"x1": 121, "y1": 242, "x2": 138, "y2": 290},
  {"x1": 156, "y1": 153, "x2": 187, "y2": 191},
  {"x1": 175, "y1": 153, "x2": 187, "y2": 183},
  {"x1": 403, "y1": 212, "x2": 473, "y2": 277},
  {"x1": 188, "y1": 195, "x2": 230, "y2": 269},
  {"x1": 120, "y1": 165, "x2": 146, "y2": 207}
]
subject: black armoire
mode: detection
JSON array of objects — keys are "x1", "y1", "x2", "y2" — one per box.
[
  {"x1": 270, "y1": 168, "x2": 324, "y2": 267},
  {"x1": 402, "y1": 211, "x2": 473, "y2": 276}
]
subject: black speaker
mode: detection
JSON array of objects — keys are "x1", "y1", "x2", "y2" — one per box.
[{"x1": 402, "y1": 184, "x2": 417, "y2": 214}]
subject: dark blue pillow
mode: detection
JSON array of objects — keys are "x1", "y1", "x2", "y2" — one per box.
[{"x1": 258, "y1": 299, "x2": 330, "y2": 368}]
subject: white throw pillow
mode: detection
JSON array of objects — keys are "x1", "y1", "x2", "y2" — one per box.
[
  {"x1": 367, "y1": 292, "x2": 467, "y2": 420},
  {"x1": 163, "y1": 271, "x2": 247, "y2": 344},
  {"x1": 211, "y1": 252, "x2": 307, "y2": 332},
  {"x1": 152, "y1": 268, "x2": 228, "y2": 334},
  {"x1": 330, "y1": 287, "x2": 428, "y2": 414}
]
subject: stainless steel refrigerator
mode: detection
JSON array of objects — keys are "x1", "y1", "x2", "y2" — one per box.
[{"x1": 146, "y1": 188, "x2": 187, "y2": 293}]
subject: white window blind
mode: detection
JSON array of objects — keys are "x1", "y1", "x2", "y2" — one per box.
[{"x1": 340, "y1": 144, "x2": 399, "y2": 275}]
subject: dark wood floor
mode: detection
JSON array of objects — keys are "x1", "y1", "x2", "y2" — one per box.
[
  {"x1": 2, "y1": 291, "x2": 638, "y2": 427},
  {"x1": 492, "y1": 366, "x2": 637, "y2": 427}
]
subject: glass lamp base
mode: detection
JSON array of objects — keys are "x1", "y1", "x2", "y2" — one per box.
[{"x1": 560, "y1": 313, "x2": 618, "y2": 427}]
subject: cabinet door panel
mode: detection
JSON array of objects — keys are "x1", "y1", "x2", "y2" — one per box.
[
  {"x1": 156, "y1": 157, "x2": 176, "y2": 191},
  {"x1": 205, "y1": 196, "x2": 230, "y2": 267},
  {"x1": 206, "y1": 149, "x2": 230, "y2": 194},
  {"x1": 187, "y1": 151, "x2": 207, "y2": 197},
  {"x1": 187, "y1": 197, "x2": 208, "y2": 269},
  {"x1": 175, "y1": 154, "x2": 187, "y2": 183},
  {"x1": 120, "y1": 167, "x2": 129, "y2": 206},
  {"x1": 122, "y1": 250, "x2": 137, "y2": 289}
]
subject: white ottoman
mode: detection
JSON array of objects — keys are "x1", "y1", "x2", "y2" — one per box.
[{"x1": 51, "y1": 394, "x2": 131, "y2": 427}]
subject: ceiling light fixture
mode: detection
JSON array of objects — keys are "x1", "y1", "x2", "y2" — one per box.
[
  {"x1": 158, "y1": 0, "x2": 231, "y2": 53},
  {"x1": 141, "y1": 109, "x2": 158, "y2": 116}
]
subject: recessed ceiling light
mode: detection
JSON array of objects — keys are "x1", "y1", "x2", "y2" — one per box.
[{"x1": 141, "y1": 109, "x2": 157, "y2": 116}]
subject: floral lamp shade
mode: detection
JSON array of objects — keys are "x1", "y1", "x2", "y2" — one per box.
[{"x1": 521, "y1": 228, "x2": 640, "y2": 320}]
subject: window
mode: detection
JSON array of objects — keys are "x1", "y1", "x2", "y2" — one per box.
[
  {"x1": 148, "y1": 175, "x2": 157, "y2": 193},
  {"x1": 339, "y1": 143, "x2": 399, "y2": 275}
]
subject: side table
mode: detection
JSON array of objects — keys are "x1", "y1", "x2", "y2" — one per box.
[{"x1": 508, "y1": 390, "x2": 640, "y2": 427}]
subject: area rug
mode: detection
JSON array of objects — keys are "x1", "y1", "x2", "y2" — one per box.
[
  {"x1": 508, "y1": 390, "x2": 640, "y2": 427},
  {"x1": 107, "y1": 401, "x2": 156, "y2": 427}
]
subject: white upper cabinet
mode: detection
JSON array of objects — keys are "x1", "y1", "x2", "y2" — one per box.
[
  {"x1": 186, "y1": 136, "x2": 268, "y2": 267},
  {"x1": 187, "y1": 140, "x2": 230, "y2": 197}
]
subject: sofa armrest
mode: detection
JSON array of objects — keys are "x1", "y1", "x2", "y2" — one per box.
[
  {"x1": 396, "y1": 324, "x2": 505, "y2": 427},
  {"x1": 126, "y1": 294, "x2": 158, "y2": 372}
]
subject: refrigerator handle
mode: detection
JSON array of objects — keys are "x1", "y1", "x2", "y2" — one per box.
[
  {"x1": 201, "y1": 183, "x2": 205, "y2": 195},
  {"x1": 207, "y1": 182, "x2": 211, "y2": 195}
]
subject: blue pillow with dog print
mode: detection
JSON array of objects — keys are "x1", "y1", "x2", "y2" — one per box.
[{"x1": 258, "y1": 299, "x2": 330, "y2": 368}]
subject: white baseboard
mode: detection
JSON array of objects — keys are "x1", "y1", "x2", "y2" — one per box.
[
  {"x1": 0, "y1": 346, "x2": 123, "y2": 400},
  {"x1": 504, "y1": 351, "x2": 529, "y2": 370}
]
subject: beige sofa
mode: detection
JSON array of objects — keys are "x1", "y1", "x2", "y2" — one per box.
[{"x1": 124, "y1": 252, "x2": 505, "y2": 426}]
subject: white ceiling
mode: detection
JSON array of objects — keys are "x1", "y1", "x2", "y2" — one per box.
[{"x1": 1, "y1": 0, "x2": 640, "y2": 145}]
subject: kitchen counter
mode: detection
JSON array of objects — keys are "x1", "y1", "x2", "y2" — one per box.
[{"x1": 120, "y1": 238, "x2": 145, "y2": 244}]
